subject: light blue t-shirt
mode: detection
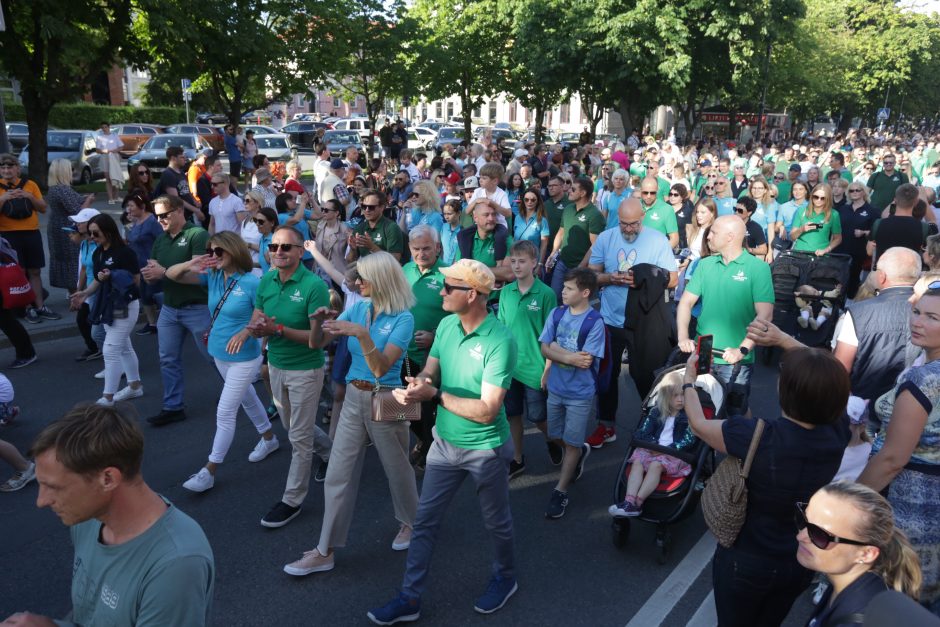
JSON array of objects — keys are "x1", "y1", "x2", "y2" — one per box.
[
  {"x1": 80, "y1": 239, "x2": 98, "y2": 284},
  {"x1": 751, "y1": 200, "x2": 778, "y2": 230},
  {"x1": 604, "y1": 188, "x2": 633, "y2": 230},
  {"x1": 539, "y1": 307, "x2": 606, "y2": 400},
  {"x1": 277, "y1": 212, "x2": 313, "y2": 260},
  {"x1": 589, "y1": 227, "x2": 677, "y2": 328},
  {"x1": 715, "y1": 196, "x2": 736, "y2": 217},
  {"x1": 440, "y1": 223, "x2": 460, "y2": 267},
  {"x1": 409, "y1": 209, "x2": 444, "y2": 233},
  {"x1": 512, "y1": 213, "x2": 549, "y2": 247},
  {"x1": 339, "y1": 300, "x2": 414, "y2": 387},
  {"x1": 776, "y1": 200, "x2": 807, "y2": 233},
  {"x1": 258, "y1": 232, "x2": 272, "y2": 273},
  {"x1": 200, "y1": 270, "x2": 261, "y2": 362}
]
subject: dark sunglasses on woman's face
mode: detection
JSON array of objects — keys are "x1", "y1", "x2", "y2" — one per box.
[
  {"x1": 795, "y1": 502, "x2": 869, "y2": 550},
  {"x1": 268, "y1": 243, "x2": 301, "y2": 253},
  {"x1": 253, "y1": 218, "x2": 267, "y2": 225},
  {"x1": 205, "y1": 246, "x2": 225, "y2": 257},
  {"x1": 137, "y1": 170, "x2": 150, "y2": 176}
]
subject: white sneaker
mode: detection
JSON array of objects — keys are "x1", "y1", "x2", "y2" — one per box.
[
  {"x1": 248, "y1": 436, "x2": 280, "y2": 463},
  {"x1": 113, "y1": 385, "x2": 143, "y2": 401},
  {"x1": 0, "y1": 461, "x2": 36, "y2": 492},
  {"x1": 182, "y1": 467, "x2": 215, "y2": 493},
  {"x1": 94, "y1": 369, "x2": 105, "y2": 379},
  {"x1": 95, "y1": 397, "x2": 114, "y2": 407}
]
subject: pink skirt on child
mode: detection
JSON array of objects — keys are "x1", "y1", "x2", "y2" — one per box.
[{"x1": 627, "y1": 447, "x2": 692, "y2": 477}]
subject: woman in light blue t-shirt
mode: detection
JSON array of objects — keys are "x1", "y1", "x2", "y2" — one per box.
[{"x1": 165, "y1": 232, "x2": 277, "y2": 494}]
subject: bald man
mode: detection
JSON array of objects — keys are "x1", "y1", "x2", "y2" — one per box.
[
  {"x1": 587, "y1": 198, "x2": 677, "y2": 447},
  {"x1": 833, "y1": 246, "x2": 920, "y2": 416},
  {"x1": 637, "y1": 176, "x2": 679, "y2": 249},
  {"x1": 677, "y1": 215, "x2": 774, "y2": 415}
]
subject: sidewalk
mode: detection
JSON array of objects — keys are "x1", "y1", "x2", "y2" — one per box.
[{"x1": 0, "y1": 193, "x2": 126, "y2": 350}]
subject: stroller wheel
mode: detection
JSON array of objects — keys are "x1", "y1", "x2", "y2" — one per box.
[{"x1": 612, "y1": 519, "x2": 630, "y2": 549}]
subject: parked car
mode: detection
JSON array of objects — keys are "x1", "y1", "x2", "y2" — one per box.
[
  {"x1": 556, "y1": 132, "x2": 580, "y2": 145},
  {"x1": 240, "y1": 125, "x2": 279, "y2": 137},
  {"x1": 434, "y1": 126, "x2": 470, "y2": 151},
  {"x1": 127, "y1": 134, "x2": 212, "y2": 176},
  {"x1": 418, "y1": 120, "x2": 446, "y2": 133},
  {"x1": 241, "y1": 110, "x2": 272, "y2": 125},
  {"x1": 281, "y1": 121, "x2": 334, "y2": 152},
  {"x1": 411, "y1": 126, "x2": 437, "y2": 150},
  {"x1": 322, "y1": 130, "x2": 366, "y2": 166},
  {"x1": 18, "y1": 130, "x2": 104, "y2": 185},
  {"x1": 110, "y1": 124, "x2": 164, "y2": 157},
  {"x1": 196, "y1": 112, "x2": 229, "y2": 124},
  {"x1": 596, "y1": 133, "x2": 622, "y2": 146},
  {"x1": 253, "y1": 134, "x2": 297, "y2": 163},
  {"x1": 405, "y1": 128, "x2": 431, "y2": 152},
  {"x1": 4, "y1": 122, "x2": 30, "y2": 154},
  {"x1": 163, "y1": 124, "x2": 225, "y2": 153},
  {"x1": 332, "y1": 118, "x2": 375, "y2": 144}
]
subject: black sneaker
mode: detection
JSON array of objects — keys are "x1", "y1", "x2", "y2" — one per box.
[
  {"x1": 545, "y1": 489, "x2": 568, "y2": 519},
  {"x1": 147, "y1": 408, "x2": 187, "y2": 427},
  {"x1": 37, "y1": 306, "x2": 61, "y2": 321},
  {"x1": 261, "y1": 501, "x2": 301, "y2": 528},
  {"x1": 508, "y1": 455, "x2": 526, "y2": 479},
  {"x1": 314, "y1": 459, "x2": 328, "y2": 483},
  {"x1": 546, "y1": 441, "x2": 563, "y2": 466},
  {"x1": 9, "y1": 355, "x2": 37, "y2": 369},
  {"x1": 573, "y1": 443, "x2": 590, "y2": 482},
  {"x1": 135, "y1": 324, "x2": 157, "y2": 336},
  {"x1": 24, "y1": 307, "x2": 40, "y2": 324}
]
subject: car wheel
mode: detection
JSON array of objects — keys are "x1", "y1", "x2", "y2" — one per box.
[{"x1": 79, "y1": 167, "x2": 92, "y2": 186}]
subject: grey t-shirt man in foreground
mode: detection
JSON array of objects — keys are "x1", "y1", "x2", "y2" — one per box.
[{"x1": 3, "y1": 404, "x2": 214, "y2": 627}]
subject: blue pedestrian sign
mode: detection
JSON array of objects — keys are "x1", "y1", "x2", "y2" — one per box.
[
  {"x1": 877, "y1": 108, "x2": 890, "y2": 121},
  {"x1": 181, "y1": 78, "x2": 192, "y2": 92}
]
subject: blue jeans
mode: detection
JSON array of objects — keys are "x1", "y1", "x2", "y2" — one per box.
[
  {"x1": 712, "y1": 363, "x2": 752, "y2": 416},
  {"x1": 549, "y1": 258, "x2": 569, "y2": 305},
  {"x1": 157, "y1": 304, "x2": 212, "y2": 411},
  {"x1": 401, "y1": 428, "x2": 515, "y2": 598}
]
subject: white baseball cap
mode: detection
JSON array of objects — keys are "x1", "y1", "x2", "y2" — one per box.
[{"x1": 70, "y1": 208, "x2": 101, "y2": 224}]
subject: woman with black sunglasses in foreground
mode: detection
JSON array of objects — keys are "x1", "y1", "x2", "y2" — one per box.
[
  {"x1": 681, "y1": 346, "x2": 850, "y2": 627},
  {"x1": 797, "y1": 482, "x2": 921, "y2": 627}
]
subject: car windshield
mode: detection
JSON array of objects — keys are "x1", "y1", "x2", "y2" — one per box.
[
  {"x1": 145, "y1": 136, "x2": 196, "y2": 150},
  {"x1": 438, "y1": 128, "x2": 463, "y2": 139},
  {"x1": 325, "y1": 132, "x2": 359, "y2": 144},
  {"x1": 46, "y1": 133, "x2": 82, "y2": 151},
  {"x1": 256, "y1": 137, "x2": 287, "y2": 149}
]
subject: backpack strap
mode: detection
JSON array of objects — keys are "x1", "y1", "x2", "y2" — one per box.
[
  {"x1": 578, "y1": 309, "x2": 602, "y2": 351},
  {"x1": 550, "y1": 305, "x2": 567, "y2": 340}
]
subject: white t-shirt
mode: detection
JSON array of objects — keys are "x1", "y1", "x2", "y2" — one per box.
[
  {"x1": 313, "y1": 158, "x2": 331, "y2": 187},
  {"x1": 0, "y1": 373, "x2": 13, "y2": 403},
  {"x1": 95, "y1": 133, "x2": 122, "y2": 153},
  {"x1": 470, "y1": 186, "x2": 510, "y2": 228},
  {"x1": 834, "y1": 311, "x2": 858, "y2": 347},
  {"x1": 209, "y1": 194, "x2": 245, "y2": 234},
  {"x1": 658, "y1": 415, "x2": 677, "y2": 446}
]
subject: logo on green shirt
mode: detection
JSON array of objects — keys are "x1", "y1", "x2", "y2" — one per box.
[
  {"x1": 468, "y1": 342, "x2": 483, "y2": 360},
  {"x1": 732, "y1": 270, "x2": 747, "y2": 282},
  {"x1": 526, "y1": 299, "x2": 541, "y2": 312},
  {"x1": 177, "y1": 237, "x2": 188, "y2": 247},
  {"x1": 289, "y1": 288, "x2": 302, "y2": 302}
]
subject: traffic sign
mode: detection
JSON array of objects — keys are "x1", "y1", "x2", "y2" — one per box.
[
  {"x1": 877, "y1": 107, "x2": 890, "y2": 121},
  {"x1": 181, "y1": 78, "x2": 192, "y2": 91}
]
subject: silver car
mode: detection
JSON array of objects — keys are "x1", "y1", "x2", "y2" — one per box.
[
  {"x1": 18, "y1": 130, "x2": 104, "y2": 185},
  {"x1": 253, "y1": 134, "x2": 297, "y2": 162}
]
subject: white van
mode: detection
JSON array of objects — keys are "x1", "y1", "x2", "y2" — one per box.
[{"x1": 332, "y1": 118, "x2": 373, "y2": 143}]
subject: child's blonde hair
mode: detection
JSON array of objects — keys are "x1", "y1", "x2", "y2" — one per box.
[{"x1": 655, "y1": 371, "x2": 685, "y2": 419}]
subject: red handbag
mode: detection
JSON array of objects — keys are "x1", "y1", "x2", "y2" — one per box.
[{"x1": 0, "y1": 262, "x2": 34, "y2": 309}]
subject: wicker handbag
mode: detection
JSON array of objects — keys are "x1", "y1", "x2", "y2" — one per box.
[{"x1": 702, "y1": 418, "x2": 765, "y2": 548}]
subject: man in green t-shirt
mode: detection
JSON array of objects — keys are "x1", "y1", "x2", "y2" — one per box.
[
  {"x1": 453, "y1": 201, "x2": 513, "y2": 283},
  {"x1": 676, "y1": 216, "x2": 774, "y2": 416},
  {"x1": 140, "y1": 195, "x2": 211, "y2": 427},
  {"x1": 867, "y1": 153, "x2": 909, "y2": 211},
  {"x1": 544, "y1": 176, "x2": 573, "y2": 246},
  {"x1": 346, "y1": 190, "x2": 404, "y2": 263},
  {"x1": 368, "y1": 259, "x2": 518, "y2": 623},
  {"x1": 638, "y1": 176, "x2": 679, "y2": 249},
  {"x1": 248, "y1": 225, "x2": 332, "y2": 529},
  {"x1": 401, "y1": 225, "x2": 448, "y2": 468},
  {"x1": 546, "y1": 177, "x2": 605, "y2": 303}
]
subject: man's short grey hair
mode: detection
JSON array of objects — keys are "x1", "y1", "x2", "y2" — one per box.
[
  {"x1": 409, "y1": 224, "x2": 440, "y2": 244},
  {"x1": 879, "y1": 246, "x2": 922, "y2": 285},
  {"x1": 611, "y1": 169, "x2": 629, "y2": 182}
]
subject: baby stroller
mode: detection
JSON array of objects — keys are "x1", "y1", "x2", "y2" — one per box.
[
  {"x1": 769, "y1": 250, "x2": 852, "y2": 351},
  {"x1": 610, "y1": 350, "x2": 734, "y2": 563}
]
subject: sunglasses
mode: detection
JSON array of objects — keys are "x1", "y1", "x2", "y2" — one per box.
[
  {"x1": 734, "y1": 207, "x2": 747, "y2": 214},
  {"x1": 0, "y1": 162, "x2": 16, "y2": 167},
  {"x1": 812, "y1": 194, "x2": 826, "y2": 200},
  {"x1": 640, "y1": 191, "x2": 657, "y2": 196},
  {"x1": 205, "y1": 246, "x2": 225, "y2": 257},
  {"x1": 704, "y1": 186, "x2": 715, "y2": 192},
  {"x1": 211, "y1": 180, "x2": 226, "y2": 186},
  {"x1": 155, "y1": 208, "x2": 179, "y2": 221},
  {"x1": 848, "y1": 189, "x2": 862, "y2": 193},
  {"x1": 89, "y1": 229, "x2": 103, "y2": 237},
  {"x1": 268, "y1": 243, "x2": 301, "y2": 253},
  {"x1": 524, "y1": 196, "x2": 538, "y2": 202},
  {"x1": 443, "y1": 282, "x2": 474, "y2": 294},
  {"x1": 253, "y1": 218, "x2": 268, "y2": 225},
  {"x1": 361, "y1": 203, "x2": 381, "y2": 210},
  {"x1": 668, "y1": 192, "x2": 680, "y2": 197},
  {"x1": 795, "y1": 502, "x2": 869, "y2": 550},
  {"x1": 137, "y1": 170, "x2": 150, "y2": 176}
]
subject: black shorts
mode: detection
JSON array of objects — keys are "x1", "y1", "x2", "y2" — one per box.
[
  {"x1": 1, "y1": 229, "x2": 44, "y2": 269},
  {"x1": 230, "y1": 161, "x2": 242, "y2": 179}
]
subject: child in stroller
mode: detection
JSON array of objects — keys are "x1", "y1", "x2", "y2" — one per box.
[{"x1": 609, "y1": 372, "x2": 699, "y2": 518}]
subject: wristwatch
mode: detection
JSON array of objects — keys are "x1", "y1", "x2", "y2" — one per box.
[
  {"x1": 738, "y1": 346, "x2": 750, "y2": 356},
  {"x1": 432, "y1": 390, "x2": 443, "y2": 406},
  {"x1": 682, "y1": 382, "x2": 696, "y2": 391}
]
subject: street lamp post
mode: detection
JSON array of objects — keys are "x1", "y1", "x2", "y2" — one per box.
[{"x1": 0, "y1": 1, "x2": 10, "y2": 154}]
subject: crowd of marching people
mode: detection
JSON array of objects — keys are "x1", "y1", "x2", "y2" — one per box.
[{"x1": 2, "y1": 120, "x2": 940, "y2": 625}]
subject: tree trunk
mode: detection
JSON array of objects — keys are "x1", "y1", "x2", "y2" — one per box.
[
  {"x1": 21, "y1": 92, "x2": 53, "y2": 191},
  {"x1": 460, "y1": 81, "x2": 473, "y2": 146},
  {"x1": 535, "y1": 103, "x2": 544, "y2": 144},
  {"x1": 617, "y1": 98, "x2": 642, "y2": 140},
  {"x1": 728, "y1": 109, "x2": 738, "y2": 141},
  {"x1": 837, "y1": 105, "x2": 855, "y2": 134}
]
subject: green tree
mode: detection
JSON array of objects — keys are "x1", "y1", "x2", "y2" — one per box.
[{"x1": 0, "y1": 0, "x2": 135, "y2": 185}]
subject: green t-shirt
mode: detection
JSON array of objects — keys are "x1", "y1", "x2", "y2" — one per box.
[
  {"x1": 791, "y1": 208, "x2": 842, "y2": 252},
  {"x1": 656, "y1": 176, "x2": 671, "y2": 202},
  {"x1": 684, "y1": 252, "x2": 774, "y2": 365},
  {"x1": 403, "y1": 261, "x2": 447, "y2": 366},
  {"x1": 454, "y1": 230, "x2": 514, "y2": 268},
  {"x1": 68, "y1": 500, "x2": 214, "y2": 627},
  {"x1": 544, "y1": 196, "x2": 573, "y2": 246},
  {"x1": 150, "y1": 226, "x2": 209, "y2": 308},
  {"x1": 255, "y1": 264, "x2": 330, "y2": 370},
  {"x1": 559, "y1": 202, "x2": 605, "y2": 267},
  {"x1": 431, "y1": 313, "x2": 516, "y2": 449},
  {"x1": 496, "y1": 278, "x2": 556, "y2": 390},
  {"x1": 868, "y1": 170, "x2": 909, "y2": 211},
  {"x1": 352, "y1": 216, "x2": 404, "y2": 257},
  {"x1": 775, "y1": 181, "x2": 793, "y2": 204},
  {"x1": 641, "y1": 199, "x2": 679, "y2": 238}
]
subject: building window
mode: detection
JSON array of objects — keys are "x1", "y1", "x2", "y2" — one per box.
[
  {"x1": 333, "y1": 97, "x2": 341, "y2": 108},
  {"x1": 489, "y1": 101, "x2": 497, "y2": 124},
  {"x1": 560, "y1": 104, "x2": 570, "y2": 125},
  {"x1": 509, "y1": 104, "x2": 516, "y2": 123},
  {"x1": 421, "y1": 105, "x2": 428, "y2": 120},
  {"x1": 446, "y1": 102, "x2": 454, "y2": 120},
  {"x1": 473, "y1": 108, "x2": 481, "y2": 119},
  {"x1": 436, "y1": 103, "x2": 443, "y2": 119}
]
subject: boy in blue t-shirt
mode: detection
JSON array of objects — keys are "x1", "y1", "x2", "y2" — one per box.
[{"x1": 538, "y1": 267, "x2": 605, "y2": 519}]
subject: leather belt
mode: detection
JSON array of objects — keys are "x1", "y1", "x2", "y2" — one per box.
[{"x1": 350, "y1": 379, "x2": 376, "y2": 392}]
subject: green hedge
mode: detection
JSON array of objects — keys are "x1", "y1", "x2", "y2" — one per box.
[{"x1": 4, "y1": 103, "x2": 189, "y2": 128}]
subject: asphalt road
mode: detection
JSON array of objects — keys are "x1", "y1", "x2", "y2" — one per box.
[{"x1": 0, "y1": 325, "x2": 816, "y2": 626}]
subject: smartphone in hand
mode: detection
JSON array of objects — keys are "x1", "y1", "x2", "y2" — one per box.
[{"x1": 696, "y1": 335, "x2": 714, "y2": 375}]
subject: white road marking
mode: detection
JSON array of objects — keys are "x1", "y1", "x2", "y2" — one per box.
[{"x1": 686, "y1": 591, "x2": 717, "y2": 627}]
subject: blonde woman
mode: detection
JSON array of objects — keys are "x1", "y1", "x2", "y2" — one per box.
[
  {"x1": 283, "y1": 251, "x2": 417, "y2": 576},
  {"x1": 747, "y1": 176, "x2": 778, "y2": 261},
  {"x1": 46, "y1": 159, "x2": 93, "y2": 291},
  {"x1": 284, "y1": 159, "x2": 306, "y2": 198},
  {"x1": 240, "y1": 190, "x2": 266, "y2": 273},
  {"x1": 314, "y1": 198, "x2": 351, "y2": 287},
  {"x1": 791, "y1": 183, "x2": 842, "y2": 256},
  {"x1": 398, "y1": 179, "x2": 444, "y2": 234}
]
